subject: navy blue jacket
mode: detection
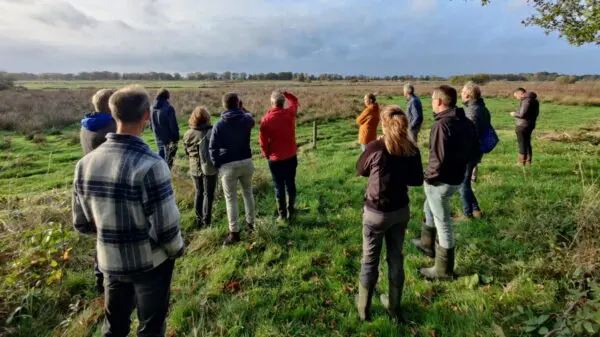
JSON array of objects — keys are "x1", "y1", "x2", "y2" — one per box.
[
  {"x1": 209, "y1": 109, "x2": 255, "y2": 168},
  {"x1": 151, "y1": 99, "x2": 180, "y2": 144}
]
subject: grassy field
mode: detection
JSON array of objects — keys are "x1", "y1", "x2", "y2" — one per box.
[{"x1": 1, "y1": 96, "x2": 599, "y2": 336}]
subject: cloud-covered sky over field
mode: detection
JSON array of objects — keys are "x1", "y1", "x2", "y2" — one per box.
[{"x1": 0, "y1": 0, "x2": 598, "y2": 75}]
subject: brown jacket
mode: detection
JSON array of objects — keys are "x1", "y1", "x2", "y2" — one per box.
[
  {"x1": 356, "y1": 103, "x2": 380, "y2": 145},
  {"x1": 356, "y1": 139, "x2": 423, "y2": 212},
  {"x1": 183, "y1": 124, "x2": 217, "y2": 176},
  {"x1": 424, "y1": 107, "x2": 479, "y2": 185}
]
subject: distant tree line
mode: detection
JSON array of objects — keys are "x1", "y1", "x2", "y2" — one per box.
[{"x1": 2, "y1": 71, "x2": 599, "y2": 85}]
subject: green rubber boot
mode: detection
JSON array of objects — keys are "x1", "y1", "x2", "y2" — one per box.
[
  {"x1": 419, "y1": 244, "x2": 455, "y2": 281},
  {"x1": 356, "y1": 283, "x2": 375, "y2": 321},
  {"x1": 411, "y1": 224, "x2": 436, "y2": 258}
]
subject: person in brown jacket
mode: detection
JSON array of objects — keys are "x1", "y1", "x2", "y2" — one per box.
[
  {"x1": 183, "y1": 106, "x2": 218, "y2": 228},
  {"x1": 355, "y1": 105, "x2": 423, "y2": 321},
  {"x1": 356, "y1": 93, "x2": 380, "y2": 151}
]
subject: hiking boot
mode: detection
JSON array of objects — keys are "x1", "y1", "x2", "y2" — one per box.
[
  {"x1": 473, "y1": 210, "x2": 483, "y2": 219},
  {"x1": 517, "y1": 154, "x2": 526, "y2": 166},
  {"x1": 356, "y1": 283, "x2": 375, "y2": 321},
  {"x1": 419, "y1": 244, "x2": 456, "y2": 281},
  {"x1": 380, "y1": 283, "x2": 403, "y2": 321},
  {"x1": 411, "y1": 224, "x2": 436, "y2": 258},
  {"x1": 454, "y1": 215, "x2": 473, "y2": 222},
  {"x1": 223, "y1": 232, "x2": 241, "y2": 246},
  {"x1": 525, "y1": 154, "x2": 532, "y2": 165}
]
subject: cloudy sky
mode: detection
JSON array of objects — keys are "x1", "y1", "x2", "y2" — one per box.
[{"x1": 0, "y1": 0, "x2": 598, "y2": 76}]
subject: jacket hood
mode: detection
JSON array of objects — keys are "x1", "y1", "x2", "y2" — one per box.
[
  {"x1": 152, "y1": 99, "x2": 168, "y2": 109},
  {"x1": 192, "y1": 123, "x2": 212, "y2": 131},
  {"x1": 523, "y1": 92, "x2": 537, "y2": 100},
  {"x1": 81, "y1": 112, "x2": 114, "y2": 131},
  {"x1": 435, "y1": 107, "x2": 465, "y2": 120},
  {"x1": 464, "y1": 98, "x2": 485, "y2": 107},
  {"x1": 221, "y1": 109, "x2": 246, "y2": 120}
]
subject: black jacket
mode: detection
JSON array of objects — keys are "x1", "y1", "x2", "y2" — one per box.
[
  {"x1": 515, "y1": 92, "x2": 540, "y2": 128},
  {"x1": 424, "y1": 107, "x2": 479, "y2": 185},
  {"x1": 357, "y1": 139, "x2": 423, "y2": 212},
  {"x1": 151, "y1": 99, "x2": 180, "y2": 144}
]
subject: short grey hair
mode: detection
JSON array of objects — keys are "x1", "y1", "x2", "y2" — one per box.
[
  {"x1": 92, "y1": 88, "x2": 115, "y2": 112},
  {"x1": 271, "y1": 90, "x2": 285, "y2": 108},
  {"x1": 462, "y1": 81, "x2": 482, "y2": 100},
  {"x1": 403, "y1": 83, "x2": 415, "y2": 95},
  {"x1": 108, "y1": 85, "x2": 150, "y2": 124}
]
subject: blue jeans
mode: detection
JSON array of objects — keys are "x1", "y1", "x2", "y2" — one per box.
[
  {"x1": 424, "y1": 182, "x2": 460, "y2": 249},
  {"x1": 268, "y1": 156, "x2": 298, "y2": 213},
  {"x1": 459, "y1": 160, "x2": 481, "y2": 218},
  {"x1": 157, "y1": 142, "x2": 177, "y2": 170},
  {"x1": 102, "y1": 259, "x2": 175, "y2": 337}
]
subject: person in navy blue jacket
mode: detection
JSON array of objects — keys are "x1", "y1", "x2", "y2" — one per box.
[
  {"x1": 151, "y1": 88, "x2": 180, "y2": 169},
  {"x1": 209, "y1": 92, "x2": 256, "y2": 245}
]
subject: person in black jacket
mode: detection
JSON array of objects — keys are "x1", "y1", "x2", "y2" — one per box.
[
  {"x1": 151, "y1": 88, "x2": 180, "y2": 169},
  {"x1": 355, "y1": 105, "x2": 423, "y2": 321},
  {"x1": 459, "y1": 82, "x2": 489, "y2": 220},
  {"x1": 511, "y1": 88, "x2": 539, "y2": 165},
  {"x1": 412, "y1": 85, "x2": 479, "y2": 281}
]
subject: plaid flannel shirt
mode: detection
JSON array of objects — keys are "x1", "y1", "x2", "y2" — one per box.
[{"x1": 72, "y1": 133, "x2": 184, "y2": 276}]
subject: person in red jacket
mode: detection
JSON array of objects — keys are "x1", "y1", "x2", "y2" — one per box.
[{"x1": 259, "y1": 90, "x2": 299, "y2": 220}]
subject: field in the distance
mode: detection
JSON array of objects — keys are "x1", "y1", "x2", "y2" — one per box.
[{"x1": 1, "y1": 82, "x2": 599, "y2": 337}]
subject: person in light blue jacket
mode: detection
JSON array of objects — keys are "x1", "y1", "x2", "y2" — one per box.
[{"x1": 403, "y1": 83, "x2": 423, "y2": 142}]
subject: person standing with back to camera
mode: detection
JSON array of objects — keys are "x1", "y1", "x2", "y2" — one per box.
[
  {"x1": 259, "y1": 90, "x2": 299, "y2": 221},
  {"x1": 355, "y1": 105, "x2": 423, "y2": 321},
  {"x1": 151, "y1": 88, "x2": 180, "y2": 170},
  {"x1": 356, "y1": 93, "x2": 380, "y2": 151}
]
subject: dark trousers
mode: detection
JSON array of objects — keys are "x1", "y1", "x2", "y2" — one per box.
[
  {"x1": 268, "y1": 156, "x2": 298, "y2": 215},
  {"x1": 516, "y1": 125, "x2": 535, "y2": 163},
  {"x1": 157, "y1": 142, "x2": 178, "y2": 170},
  {"x1": 94, "y1": 253, "x2": 103, "y2": 291},
  {"x1": 102, "y1": 259, "x2": 175, "y2": 337},
  {"x1": 459, "y1": 159, "x2": 481, "y2": 217},
  {"x1": 192, "y1": 174, "x2": 217, "y2": 225},
  {"x1": 410, "y1": 128, "x2": 420, "y2": 143},
  {"x1": 360, "y1": 206, "x2": 409, "y2": 288}
]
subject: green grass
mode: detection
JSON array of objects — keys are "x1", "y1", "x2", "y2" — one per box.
[{"x1": 1, "y1": 97, "x2": 600, "y2": 336}]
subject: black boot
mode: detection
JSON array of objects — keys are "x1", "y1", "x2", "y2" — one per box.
[
  {"x1": 287, "y1": 195, "x2": 296, "y2": 221},
  {"x1": 356, "y1": 283, "x2": 375, "y2": 321},
  {"x1": 223, "y1": 232, "x2": 241, "y2": 246},
  {"x1": 419, "y1": 244, "x2": 456, "y2": 281},
  {"x1": 195, "y1": 217, "x2": 204, "y2": 228},
  {"x1": 411, "y1": 224, "x2": 436, "y2": 258},
  {"x1": 380, "y1": 282, "x2": 403, "y2": 321},
  {"x1": 277, "y1": 197, "x2": 287, "y2": 221}
]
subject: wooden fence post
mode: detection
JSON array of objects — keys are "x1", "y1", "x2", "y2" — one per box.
[{"x1": 312, "y1": 120, "x2": 318, "y2": 150}]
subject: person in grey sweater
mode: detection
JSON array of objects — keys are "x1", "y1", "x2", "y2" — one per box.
[
  {"x1": 458, "y1": 81, "x2": 489, "y2": 220},
  {"x1": 403, "y1": 83, "x2": 423, "y2": 142}
]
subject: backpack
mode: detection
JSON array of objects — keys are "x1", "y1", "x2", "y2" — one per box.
[
  {"x1": 480, "y1": 125, "x2": 499, "y2": 154},
  {"x1": 199, "y1": 129, "x2": 218, "y2": 175}
]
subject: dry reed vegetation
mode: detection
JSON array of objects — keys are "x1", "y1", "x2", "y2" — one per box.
[{"x1": 1, "y1": 80, "x2": 599, "y2": 133}]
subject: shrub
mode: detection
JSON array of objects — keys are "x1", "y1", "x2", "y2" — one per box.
[{"x1": 0, "y1": 72, "x2": 15, "y2": 91}]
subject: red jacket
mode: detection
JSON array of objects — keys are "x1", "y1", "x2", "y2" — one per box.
[{"x1": 259, "y1": 92, "x2": 299, "y2": 161}]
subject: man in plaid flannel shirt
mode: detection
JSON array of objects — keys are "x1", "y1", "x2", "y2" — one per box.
[{"x1": 72, "y1": 85, "x2": 184, "y2": 337}]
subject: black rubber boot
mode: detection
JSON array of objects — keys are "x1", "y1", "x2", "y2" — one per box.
[
  {"x1": 277, "y1": 198, "x2": 287, "y2": 221},
  {"x1": 411, "y1": 224, "x2": 436, "y2": 258},
  {"x1": 380, "y1": 283, "x2": 403, "y2": 321},
  {"x1": 356, "y1": 283, "x2": 375, "y2": 321},
  {"x1": 287, "y1": 195, "x2": 296, "y2": 221},
  {"x1": 419, "y1": 244, "x2": 456, "y2": 281}
]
